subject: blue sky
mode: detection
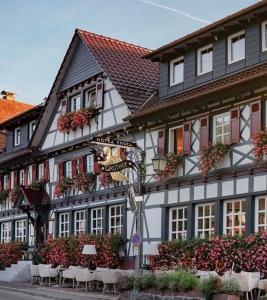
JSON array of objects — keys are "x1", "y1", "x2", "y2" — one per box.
[{"x1": 0, "y1": 0, "x2": 257, "y2": 105}]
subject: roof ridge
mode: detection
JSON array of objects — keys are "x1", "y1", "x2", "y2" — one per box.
[{"x1": 76, "y1": 28, "x2": 152, "y2": 52}]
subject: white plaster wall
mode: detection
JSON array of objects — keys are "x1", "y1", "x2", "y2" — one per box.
[{"x1": 143, "y1": 207, "x2": 161, "y2": 239}]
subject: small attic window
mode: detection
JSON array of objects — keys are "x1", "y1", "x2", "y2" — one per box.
[
  {"x1": 14, "y1": 127, "x2": 20, "y2": 147},
  {"x1": 169, "y1": 56, "x2": 184, "y2": 86}
]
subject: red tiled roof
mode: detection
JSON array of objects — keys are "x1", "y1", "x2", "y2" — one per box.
[
  {"x1": 13, "y1": 186, "x2": 50, "y2": 208},
  {"x1": 77, "y1": 29, "x2": 159, "y2": 112},
  {"x1": 0, "y1": 98, "x2": 33, "y2": 123},
  {"x1": 130, "y1": 60, "x2": 267, "y2": 120}
]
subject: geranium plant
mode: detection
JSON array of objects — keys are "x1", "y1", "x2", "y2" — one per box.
[
  {"x1": 57, "y1": 107, "x2": 96, "y2": 133},
  {"x1": 99, "y1": 172, "x2": 113, "y2": 188},
  {"x1": 54, "y1": 177, "x2": 73, "y2": 198},
  {"x1": 156, "y1": 153, "x2": 183, "y2": 181},
  {"x1": 8, "y1": 186, "x2": 20, "y2": 203},
  {"x1": 251, "y1": 130, "x2": 267, "y2": 161},
  {"x1": 30, "y1": 180, "x2": 46, "y2": 191},
  {"x1": 74, "y1": 172, "x2": 96, "y2": 192},
  {"x1": 199, "y1": 142, "x2": 229, "y2": 176},
  {"x1": 0, "y1": 190, "x2": 9, "y2": 203}
]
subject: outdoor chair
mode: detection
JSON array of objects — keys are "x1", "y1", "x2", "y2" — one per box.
[
  {"x1": 196, "y1": 270, "x2": 219, "y2": 280},
  {"x1": 62, "y1": 266, "x2": 80, "y2": 288},
  {"x1": 75, "y1": 268, "x2": 96, "y2": 292},
  {"x1": 31, "y1": 264, "x2": 40, "y2": 285},
  {"x1": 232, "y1": 272, "x2": 255, "y2": 300},
  {"x1": 258, "y1": 279, "x2": 267, "y2": 297},
  {"x1": 39, "y1": 264, "x2": 59, "y2": 287},
  {"x1": 95, "y1": 267, "x2": 109, "y2": 282},
  {"x1": 101, "y1": 270, "x2": 121, "y2": 294}
]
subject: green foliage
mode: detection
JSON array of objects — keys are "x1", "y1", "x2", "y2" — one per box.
[
  {"x1": 178, "y1": 270, "x2": 199, "y2": 291},
  {"x1": 197, "y1": 276, "x2": 219, "y2": 300},
  {"x1": 119, "y1": 275, "x2": 134, "y2": 291},
  {"x1": 219, "y1": 278, "x2": 241, "y2": 295},
  {"x1": 156, "y1": 274, "x2": 170, "y2": 291},
  {"x1": 133, "y1": 274, "x2": 144, "y2": 290},
  {"x1": 32, "y1": 250, "x2": 44, "y2": 265},
  {"x1": 141, "y1": 273, "x2": 156, "y2": 290}
]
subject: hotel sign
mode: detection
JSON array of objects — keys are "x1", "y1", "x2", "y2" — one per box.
[
  {"x1": 100, "y1": 160, "x2": 135, "y2": 172},
  {"x1": 91, "y1": 136, "x2": 137, "y2": 148}
]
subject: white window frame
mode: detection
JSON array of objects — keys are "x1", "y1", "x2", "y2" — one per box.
[
  {"x1": 86, "y1": 154, "x2": 94, "y2": 174},
  {"x1": 29, "y1": 120, "x2": 36, "y2": 140},
  {"x1": 14, "y1": 127, "x2": 20, "y2": 146},
  {"x1": 262, "y1": 20, "x2": 267, "y2": 52},
  {"x1": 59, "y1": 212, "x2": 70, "y2": 237},
  {"x1": 223, "y1": 199, "x2": 246, "y2": 236},
  {"x1": 169, "y1": 56, "x2": 184, "y2": 86},
  {"x1": 1, "y1": 222, "x2": 11, "y2": 243},
  {"x1": 213, "y1": 112, "x2": 230, "y2": 144},
  {"x1": 169, "y1": 206, "x2": 187, "y2": 241},
  {"x1": 74, "y1": 210, "x2": 86, "y2": 235},
  {"x1": 195, "y1": 203, "x2": 215, "y2": 238},
  {"x1": 109, "y1": 205, "x2": 123, "y2": 235},
  {"x1": 91, "y1": 207, "x2": 103, "y2": 235},
  {"x1": 228, "y1": 30, "x2": 245, "y2": 64},
  {"x1": 70, "y1": 95, "x2": 80, "y2": 112},
  {"x1": 85, "y1": 89, "x2": 96, "y2": 108},
  {"x1": 197, "y1": 44, "x2": 213, "y2": 76},
  {"x1": 255, "y1": 196, "x2": 267, "y2": 233},
  {"x1": 169, "y1": 125, "x2": 183, "y2": 155},
  {"x1": 38, "y1": 163, "x2": 44, "y2": 180},
  {"x1": 65, "y1": 161, "x2": 72, "y2": 178},
  {"x1": 19, "y1": 169, "x2": 24, "y2": 186},
  {"x1": 3, "y1": 175, "x2": 7, "y2": 190},
  {"x1": 15, "y1": 219, "x2": 27, "y2": 242}
]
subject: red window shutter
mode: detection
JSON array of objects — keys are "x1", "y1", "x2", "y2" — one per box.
[
  {"x1": 7, "y1": 174, "x2": 11, "y2": 191},
  {"x1": 58, "y1": 162, "x2": 64, "y2": 179},
  {"x1": 24, "y1": 167, "x2": 29, "y2": 187},
  {"x1": 230, "y1": 107, "x2": 240, "y2": 144},
  {"x1": 72, "y1": 159, "x2": 78, "y2": 177},
  {"x1": 200, "y1": 116, "x2": 209, "y2": 150},
  {"x1": 94, "y1": 162, "x2": 100, "y2": 174},
  {"x1": 13, "y1": 170, "x2": 18, "y2": 188},
  {"x1": 157, "y1": 130, "x2": 165, "y2": 154},
  {"x1": 61, "y1": 98, "x2": 67, "y2": 114},
  {"x1": 250, "y1": 101, "x2": 262, "y2": 137},
  {"x1": 95, "y1": 81, "x2": 104, "y2": 109},
  {"x1": 32, "y1": 164, "x2": 37, "y2": 182},
  {"x1": 183, "y1": 122, "x2": 191, "y2": 155},
  {"x1": 44, "y1": 160, "x2": 50, "y2": 182},
  {"x1": 78, "y1": 157, "x2": 85, "y2": 174}
]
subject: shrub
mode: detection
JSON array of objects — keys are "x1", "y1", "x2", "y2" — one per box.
[
  {"x1": 156, "y1": 274, "x2": 170, "y2": 291},
  {"x1": 178, "y1": 270, "x2": 199, "y2": 291},
  {"x1": 141, "y1": 273, "x2": 156, "y2": 290},
  {"x1": 168, "y1": 271, "x2": 183, "y2": 292},
  {"x1": 219, "y1": 278, "x2": 241, "y2": 295},
  {"x1": 198, "y1": 276, "x2": 219, "y2": 300},
  {"x1": 118, "y1": 275, "x2": 134, "y2": 291},
  {"x1": 0, "y1": 242, "x2": 22, "y2": 269},
  {"x1": 133, "y1": 274, "x2": 144, "y2": 290}
]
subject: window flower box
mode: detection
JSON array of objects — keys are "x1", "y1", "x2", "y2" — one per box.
[
  {"x1": 54, "y1": 177, "x2": 74, "y2": 198},
  {"x1": 74, "y1": 172, "x2": 96, "y2": 192},
  {"x1": 99, "y1": 172, "x2": 113, "y2": 188},
  {"x1": 0, "y1": 190, "x2": 9, "y2": 203},
  {"x1": 251, "y1": 130, "x2": 267, "y2": 161},
  {"x1": 156, "y1": 153, "x2": 183, "y2": 181}
]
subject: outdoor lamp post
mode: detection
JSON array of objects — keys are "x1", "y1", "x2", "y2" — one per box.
[
  {"x1": 152, "y1": 153, "x2": 167, "y2": 172},
  {"x1": 82, "y1": 245, "x2": 97, "y2": 270}
]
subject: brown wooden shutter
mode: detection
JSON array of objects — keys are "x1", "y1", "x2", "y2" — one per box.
[
  {"x1": 200, "y1": 116, "x2": 209, "y2": 150},
  {"x1": 78, "y1": 157, "x2": 85, "y2": 174},
  {"x1": 93, "y1": 155, "x2": 100, "y2": 174},
  {"x1": 24, "y1": 167, "x2": 29, "y2": 187},
  {"x1": 157, "y1": 130, "x2": 165, "y2": 154},
  {"x1": 58, "y1": 162, "x2": 64, "y2": 179},
  {"x1": 72, "y1": 159, "x2": 78, "y2": 177},
  {"x1": 44, "y1": 160, "x2": 50, "y2": 182},
  {"x1": 250, "y1": 101, "x2": 262, "y2": 137},
  {"x1": 13, "y1": 170, "x2": 18, "y2": 188},
  {"x1": 230, "y1": 107, "x2": 240, "y2": 144},
  {"x1": 7, "y1": 174, "x2": 11, "y2": 191},
  {"x1": 61, "y1": 98, "x2": 67, "y2": 114},
  {"x1": 32, "y1": 164, "x2": 37, "y2": 182},
  {"x1": 183, "y1": 122, "x2": 191, "y2": 155},
  {"x1": 95, "y1": 81, "x2": 104, "y2": 109}
]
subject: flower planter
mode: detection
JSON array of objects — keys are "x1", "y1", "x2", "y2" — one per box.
[
  {"x1": 156, "y1": 153, "x2": 183, "y2": 181},
  {"x1": 212, "y1": 294, "x2": 240, "y2": 300}
]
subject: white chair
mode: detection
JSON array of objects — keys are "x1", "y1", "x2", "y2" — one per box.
[
  {"x1": 31, "y1": 264, "x2": 40, "y2": 285},
  {"x1": 196, "y1": 270, "x2": 219, "y2": 280},
  {"x1": 258, "y1": 279, "x2": 267, "y2": 297},
  {"x1": 101, "y1": 270, "x2": 121, "y2": 294},
  {"x1": 39, "y1": 264, "x2": 59, "y2": 287},
  {"x1": 232, "y1": 273, "x2": 254, "y2": 300},
  {"x1": 75, "y1": 268, "x2": 96, "y2": 292},
  {"x1": 62, "y1": 266, "x2": 80, "y2": 288},
  {"x1": 95, "y1": 267, "x2": 109, "y2": 282}
]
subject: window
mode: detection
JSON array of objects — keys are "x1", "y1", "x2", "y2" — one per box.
[
  {"x1": 29, "y1": 120, "x2": 36, "y2": 140},
  {"x1": 228, "y1": 30, "x2": 245, "y2": 64},
  {"x1": 109, "y1": 205, "x2": 123, "y2": 235},
  {"x1": 1, "y1": 222, "x2": 11, "y2": 243},
  {"x1": 213, "y1": 112, "x2": 230, "y2": 144},
  {"x1": 169, "y1": 206, "x2": 187, "y2": 240},
  {"x1": 15, "y1": 219, "x2": 26, "y2": 242},
  {"x1": 224, "y1": 199, "x2": 246, "y2": 236},
  {"x1": 91, "y1": 207, "x2": 103, "y2": 235},
  {"x1": 14, "y1": 127, "x2": 20, "y2": 146},
  {"x1": 70, "y1": 95, "x2": 80, "y2": 112},
  {"x1": 85, "y1": 89, "x2": 96, "y2": 108},
  {"x1": 65, "y1": 161, "x2": 72, "y2": 178},
  {"x1": 197, "y1": 44, "x2": 213, "y2": 75},
  {"x1": 86, "y1": 154, "x2": 94, "y2": 173},
  {"x1": 169, "y1": 126, "x2": 183, "y2": 154},
  {"x1": 262, "y1": 20, "x2": 267, "y2": 52},
  {"x1": 19, "y1": 170, "x2": 24, "y2": 186},
  {"x1": 74, "y1": 210, "x2": 86, "y2": 235},
  {"x1": 170, "y1": 57, "x2": 184, "y2": 86},
  {"x1": 38, "y1": 163, "x2": 44, "y2": 180},
  {"x1": 195, "y1": 203, "x2": 215, "y2": 238},
  {"x1": 255, "y1": 196, "x2": 267, "y2": 233},
  {"x1": 59, "y1": 213, "x2": 70, "y2": 237},
  {"x1": 3, "y1": 175, "x2": 8, "y2": 190}
]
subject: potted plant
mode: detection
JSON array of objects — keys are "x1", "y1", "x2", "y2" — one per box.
[
  {"x1": 74, "y1": 172, "x2": 96, "y2": 192},
  {"x1": 251, "y1": 130, "x2": 267, "y2": 161},
  {"x1": 156, "y1": 153, "x2": 183, "y2": 181},
  {"x1": 213, "y1": 278, "x2": 241, "y2": 300},
  {"x1": 54, "y1": 177, "x2": 73, "y2": 198}
]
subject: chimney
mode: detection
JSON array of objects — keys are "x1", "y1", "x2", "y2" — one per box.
[{"x1": 1, "y1": 90, "x2": 16, "y2": 101}]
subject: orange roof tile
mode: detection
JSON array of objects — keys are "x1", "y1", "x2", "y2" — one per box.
[{"x1": 0, "y1": 98, "x2": 33, "y2": 123}]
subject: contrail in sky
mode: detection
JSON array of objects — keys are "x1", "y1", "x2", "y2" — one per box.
[{"x1": 138, "y1": 0, "x2": 211, "y2": 25}]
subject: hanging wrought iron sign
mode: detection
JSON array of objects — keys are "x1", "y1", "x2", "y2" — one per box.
[
  {"x1": 100, "y1": 160, "x2": 135, "y2": 173},
  {"x1": 91, "y1": 136, "x2": 137, "y2": 148}
]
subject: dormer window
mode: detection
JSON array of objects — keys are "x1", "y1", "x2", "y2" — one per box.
[
  {"x1": 70, "y1": 95, "x2": 80, "y2": 112},
  {"x1": 170, "y1": 56, "x2": 184, "y2": 86},
  {"x1": 262, "y1": 20, "x2": 267, "y2": 52},
  {"x1": 14, "y1": 127, "x2": 20, "y2": 146},
  {"x1": 197, "y1": 44, "x2": 213, "y2": 75},
  {"x1": 85, "y1": 89, "x2": 96, "y2": 108},
  {"x1": 228, "y1": 30, "x2": 245, "y2": 64},
  {"x1": 29, "y1": 120, "x2": 36, "y2": 140}
]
